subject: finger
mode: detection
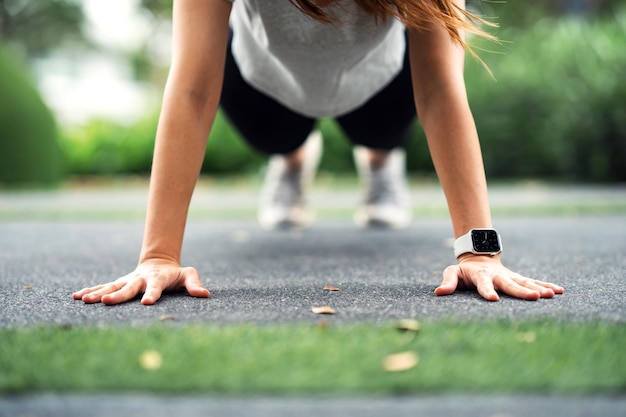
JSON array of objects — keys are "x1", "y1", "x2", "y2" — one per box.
[
  {"x1": 72, "y1": 284, "x2": 107, "y2": 300},
  {"x1": 475, "y1": 272, "x2": 500, "y2": 302},
  {"x1": 101, "y1": 279, "x2": 146, "y2": 305},
  {"x1": 81, "y1": 282, "x2": 126, "y2": 304},
  {"x1": 509, "y1": 274, "x2": 554, "y2": 298},
  {"x1": 530, "y1": 278, "x2": 565, "y2": 294},
  {"x1": 517, "y1": 277, "x2": 555, "y2": 299},
  {"x1": 495, "y1": 276, "x2": 540, "y2": 301},
  {"x1": 141, "y1": 282, "x2": 164, "y2": 305},
  {"x1": 434, "y1": 265, "x2": 460, "y2": 296},
  {"x1": 182, "y1": 267, "x2": 210, "y2": 298}
]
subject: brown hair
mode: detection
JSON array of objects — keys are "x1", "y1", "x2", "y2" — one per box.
[{"x1": 289, "y1": 0, "x2": 496, "y2": 56}]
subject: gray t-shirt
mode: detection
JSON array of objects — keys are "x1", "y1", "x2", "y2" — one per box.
[{"x1": 227, "y1": 0, "x2": 406, "y2": 118}]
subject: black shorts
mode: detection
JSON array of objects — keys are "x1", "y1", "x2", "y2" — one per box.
[{"x1": 219, "y1": 34, "x2": 416, "y2": 155}]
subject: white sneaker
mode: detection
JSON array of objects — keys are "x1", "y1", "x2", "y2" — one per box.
[
  {"x1": 353, "y1": 146, "x2": 412, "y2": 229},
  {"x1": 258, "y1": 131, "x2": 322, "y2": 230}
]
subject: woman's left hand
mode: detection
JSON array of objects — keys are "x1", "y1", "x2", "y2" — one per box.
[{"x1": 434, "y1": 254, "x2": 565, "y2": 301}]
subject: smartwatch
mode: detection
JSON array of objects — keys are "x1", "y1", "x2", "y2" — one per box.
[{"x1": 454, "y1": 228, "x2": 502, "y2": 258}]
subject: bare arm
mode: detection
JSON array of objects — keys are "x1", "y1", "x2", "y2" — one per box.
[
  {"x1": 408, "y1": 1, "x2": 563, "y2": 300},
  {"x1": 141, "y1": 0, "x2": 231, "y2": 265},
  {"x1": 408, "y1": 24, "x2": 490, "y2": 239},
  {"x1": 73, "y1": 0, "x2": 232, "y2": 305}
]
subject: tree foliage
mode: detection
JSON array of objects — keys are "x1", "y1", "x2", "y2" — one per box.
[
  {"x1": 0, "y1": 0, "x2": 86, "y2": 57},
  {"x1": 139, "y1": 0, "x2": 172, "y2": 18},
  {"x1": 0, "y1": 44, "x2": 65, "y2": 185}
]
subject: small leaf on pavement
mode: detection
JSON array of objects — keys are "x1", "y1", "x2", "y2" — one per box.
[{"x1": 312, "y1": 306, "x2": 335, "y2": 315}]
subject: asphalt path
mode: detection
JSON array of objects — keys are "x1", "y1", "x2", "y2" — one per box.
[
  {"x1": 1, "y1": 184, "x2": 625, "y2": 416},
  {"x1": 2, "y1": 394, "x2": 625, "y2": 417},
  {"x1": 1, "y1": 216, "x2": 625, "y2": 327}
]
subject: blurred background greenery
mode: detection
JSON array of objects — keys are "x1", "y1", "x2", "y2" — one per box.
[{"x1": 0, "y1": 0, "x2": 624, "y2": 186}]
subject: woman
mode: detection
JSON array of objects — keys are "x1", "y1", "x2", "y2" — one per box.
[{"x1": 73, "y1": 0, "x2": 564, "y2": 305}]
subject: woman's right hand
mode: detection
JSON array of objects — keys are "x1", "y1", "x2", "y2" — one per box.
[{"x1": 72, "y1": 259, "x2": 210, "y2": 305}]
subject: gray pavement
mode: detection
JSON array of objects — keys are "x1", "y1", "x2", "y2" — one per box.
[
  {"x1": 2, "y1": 394, "x2": 626, "y2": 417},
  {"x1": 1, "y1": 216, "x2": 625, "y2": 327},
  {"x1": 1, "y1": 181, "x2": 625, "y2": 326},
  {"x1": 1, "y1": 181, "x2": 625, "y2": 415}
]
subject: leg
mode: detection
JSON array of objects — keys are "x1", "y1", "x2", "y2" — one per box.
[
  {"x1": 220, "y1": 34, "x2": 316, "y2": 158},
  {"x1": 335, "y1": 42, "x2": 416, "y2": 158},
  {"x1": 220, "y1": 35, "x2": 321, "y2": 229},
  {"x1": 336, "y1": 45, "x2": 416, "y2": 228}
]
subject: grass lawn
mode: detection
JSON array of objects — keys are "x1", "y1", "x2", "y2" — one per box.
[{"x1": 1, "y1": 320, "x2": 624, "y2": 395}]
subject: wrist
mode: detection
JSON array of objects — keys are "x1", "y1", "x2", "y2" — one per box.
[
  {"x1": 457, "y1": 252, "x2": 501, "y2": 264},
  {"x1": 139, "y1": 250, "x2": 180, "y2": 266}
]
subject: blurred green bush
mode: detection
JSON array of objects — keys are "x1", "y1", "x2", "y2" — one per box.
[
  {"x1": 61, "y1": 109, "x2": 265, "y2": 176},
  {"x1": 61, "y1": 115, "x2": 157, "y2": 176},
  {"x1": 0, "y1": 44, "x2": 65, "y2": 185},
  {"x1": 467, "y1": 6, "x2": 626, "y2": 181},
  {"x1": 56, "y1": 5, "x2": 625, "y2": 182}
]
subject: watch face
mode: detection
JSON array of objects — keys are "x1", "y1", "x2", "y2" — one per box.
[{"x1": 471, "y1": 229, "x2": 501, "y2": 253}]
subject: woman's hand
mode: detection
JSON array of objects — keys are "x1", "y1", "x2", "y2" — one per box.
[
  {"x1": 72, "y1": 259, "x2": 210, "y2": 305},
  {"x1": 435, "y1": 254, "x2": 564, "y2": 301}
]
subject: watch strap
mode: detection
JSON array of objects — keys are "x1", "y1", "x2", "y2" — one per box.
[{"x1": 453, "y1": 230, "x2": 474, "y2": 258}]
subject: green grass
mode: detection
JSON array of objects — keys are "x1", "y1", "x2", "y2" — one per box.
[{"x1": 1, "y1": 320, "x2": 624, "y2": 394}]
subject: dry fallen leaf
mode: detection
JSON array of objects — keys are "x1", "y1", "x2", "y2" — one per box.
[
  {"x1": 139, "y1": 350, "x2": 163, "y2": 371},
  {"x1": 323, "y1": 286, "x2": 340, "y2": 291},
  {"x1": 395, "y1": 319, "x2": 420, "y2": 333},
  {"x1": 516, "y1": 331, "x2": 536, "y2": 343},
  {"x1": 383, "y1": 351, "x2": 419, "y2": 372},
  {"x1": 159, "y1": 315, "x2": 176, "y2": 321},
  {"x1": 311, "y1": 306, "x2": 335, "y2": 315}
]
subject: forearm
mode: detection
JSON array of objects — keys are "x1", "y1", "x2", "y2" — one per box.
[
  {"x1": 139, "y1": 88, "x2": 219, "y2": 264},
  {"x1": 137, "y1": 0, "x2": 231, "y2": 265},
  {"x1": 408, "y1": 20, "x2": 492, "y2": 239},
  {"x1": 418, "y1": 91, "x2": 493, "y2": 238}
]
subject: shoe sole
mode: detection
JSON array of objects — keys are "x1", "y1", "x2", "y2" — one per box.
[{"x1": 354, "y1": 212, "x2": 411, "y2": 230}]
